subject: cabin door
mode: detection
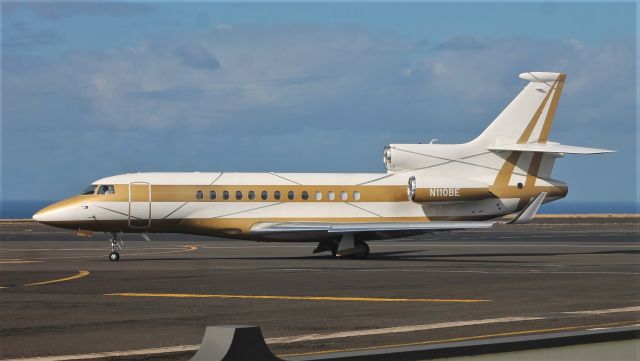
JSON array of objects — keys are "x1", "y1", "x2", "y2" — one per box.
[{"x1": 128, "y1": 182, "x2": 151, "y2": 228}]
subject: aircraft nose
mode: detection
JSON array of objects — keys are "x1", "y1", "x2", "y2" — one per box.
[
  {"x1": 33, "y1": 207, "x2": 53, "y2": 223},
  {"x1": 32, "y1": 200, "x2": 77, "y2": 224}
]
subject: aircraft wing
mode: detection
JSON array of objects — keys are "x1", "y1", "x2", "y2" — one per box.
[
  {"x1": 251, "y1": 193, "x2": 547, "y2": 237},
  {"x1": 250, "y1": 220, "x2": 496, "y2": 235}
]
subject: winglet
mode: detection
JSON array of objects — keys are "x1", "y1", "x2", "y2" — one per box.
[{"x1": 509, "y1": 192, "x2": 547, "y2": 224}]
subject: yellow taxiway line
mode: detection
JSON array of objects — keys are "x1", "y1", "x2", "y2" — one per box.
[
  {"x1": 0, "y1": 259, "x2": 43, "y2": 264},
  {"x1": 105, "y1": 292, "x2": 489, "y2": 303},
  {"x1": 24, "y1": 270, "x2": 90, "y2": 286},
  {"x1": 279, "y1": 319, "x2": 640, "y2": 357}
]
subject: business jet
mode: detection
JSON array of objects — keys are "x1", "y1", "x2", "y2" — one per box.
[{"x1": 33, "y1": 72, "x2": 613, "y2": 261}]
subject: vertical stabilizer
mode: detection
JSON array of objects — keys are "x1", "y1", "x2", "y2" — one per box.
[
  {"x1": 474, "y1": 72, "x2": 566, "y2": 146},
  {"x1": 481, "y1": 72, "x2": 567, "y2": 210}
]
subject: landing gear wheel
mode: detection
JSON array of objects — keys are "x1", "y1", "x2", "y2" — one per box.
[
  {"x1": 108, "y1": 232, "x2": 124, "y2": 261},
  {"x1": 330, "y1": 243, "x2": 339, "y2": 258},
  {"x1": 353, "y1": 241, "x2": 370, "y2": 260},
  {"x1": 109, "y1": 251, "x2": 120, "y2": 262}
]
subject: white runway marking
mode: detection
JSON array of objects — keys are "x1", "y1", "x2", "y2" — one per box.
[
  {"x1": 562, "y1": 306, "x2": 640, "y2": 315},
  {"x1": 257, "y1": 268, "x2": 640, "y2": 276},
  {"x1": 588, "y1": 324, "x2": 640, "y2": 331},
  {"x1": 265, "y1": 316, "x2": 543, "y2": 344},
  {"x1": 351, "y1": 269, "x2": 640, "y2": 275},
  {"x1": 372, "y1": 243, "x2": 640, "y2": 248},
  {"x1": 2, "y1": 345, "x2": 199, "y2": 361}
]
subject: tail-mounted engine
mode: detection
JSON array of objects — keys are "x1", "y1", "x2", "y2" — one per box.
[{"x1": 407, "y1": 176, "x2": 493, "y2": 204}]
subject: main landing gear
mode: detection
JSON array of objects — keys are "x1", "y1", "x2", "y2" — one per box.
[
  {"x1": 334, "y1": 240, "x2": 370, "y2": 259},
  {"x1": 352, "y1": 240, "x2": 370, "y2": 259},
  {"x1": 108, "y1": 232, "x2": 124, "y2": 262},
  {"x1": 314, "y1": 236, "x2": 370, "y2": 259}
]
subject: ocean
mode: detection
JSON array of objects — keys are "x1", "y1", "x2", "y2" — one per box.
[{"x1": 1, "y1": 200, "x2": 637, "y2": 219}]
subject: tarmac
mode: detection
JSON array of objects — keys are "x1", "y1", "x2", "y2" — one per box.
[{"x1": 0, "y1": 216, "x2": 638, "y2": 360}]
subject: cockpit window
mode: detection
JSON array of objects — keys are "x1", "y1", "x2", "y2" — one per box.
[
  {"x1": 97, "y1": 185, "x2": 115, "y2": 195},
  {"x1": 81, "y1": 185, "x2": 97, "y2": 195}
]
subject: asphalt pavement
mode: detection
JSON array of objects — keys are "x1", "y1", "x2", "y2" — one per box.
[{"x1": 0, "y1": 217, "x2": 638, "y2": 360}]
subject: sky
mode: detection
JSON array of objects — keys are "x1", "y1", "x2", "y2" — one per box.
[{"x1": 1, "y1": 1, "x2": 637, "y2": 207}]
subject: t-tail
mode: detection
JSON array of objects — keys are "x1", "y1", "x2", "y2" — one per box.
[{"x1": 386, "y1": 71, "x2": 614, "y2": 212}]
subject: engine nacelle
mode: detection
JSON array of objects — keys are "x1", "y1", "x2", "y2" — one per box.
[
  {"x1": 384, "y1": 143, "x2": 471, "y2": 172},
  {"x1": 407, "y1": 176, "x2": 492, "y2": 203}
]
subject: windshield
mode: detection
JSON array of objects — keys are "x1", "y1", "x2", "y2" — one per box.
[
  {"x1": 97, "y1": 185, "x2": 115, "y2": 195},
  {"x1": 80, "y1": 185, "x2": 97, "y2": 195}
]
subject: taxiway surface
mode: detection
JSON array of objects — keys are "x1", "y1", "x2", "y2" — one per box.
[{"x1": 1, "y1": 217, "x2": 638, "y2": 360}]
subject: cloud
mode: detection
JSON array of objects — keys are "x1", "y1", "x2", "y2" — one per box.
[
  {"x1": 2, "y1": 26, "x2": 635, "y2": 201},
  {"x1": 2, "y1": 22, "x2": 64, "y2": 47},
  {"x1": 435, "y1": 36, "x2": 485, "y2": 51},
  {"x1": 216, "y1": 24, "x2": 233, "y2": 31},
  {"x1": 173, "y1": 45, "x2": 221, "y2": 71},
  {"x1": 3, "y1": 28, "x2": 634, "y2": 140},
  {"x1": 3, "y1": 2, "x2": 154, "y2": 20},
  {"x1": 4, "y1": 27, "x2": 413, "y2": 132}
]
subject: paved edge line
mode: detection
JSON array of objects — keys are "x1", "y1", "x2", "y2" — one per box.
[
  {"x1": 2, "y1": 345, "x2": 200, "y2": 361},
  {"x1": 24, "y1": 271, "x2": 90, "y2": 287},
  {"x1": 280, "y1": 320, "x2": 640, "y2": 358},
  {"x1": 265, "y1": 316, "x2": 544, "y2": 343},
  {"x1": 104, "y1": 292, "x2": 490, "y2": 303},
  {"x1": 562, "y1": 306, "x2": 640, "y2": 315}
]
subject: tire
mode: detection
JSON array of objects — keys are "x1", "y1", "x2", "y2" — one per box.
[
  {"x1": 353, "y1": 241, "x2": 370, "y2": 260},
  {"x1": 109, "y1": 251, "x2": 120, "y2": 262},
  {"x1": 330, "y1": 243, "x2": 339, "y2": 257}
]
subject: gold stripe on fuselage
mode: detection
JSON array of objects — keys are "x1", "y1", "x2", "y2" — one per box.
[
  {"x1": 70, "y1": 183, "x2": 565, "y2": 205},
  {"x1": 86, "y1": 184, "x2": 410, "y2": 203}
]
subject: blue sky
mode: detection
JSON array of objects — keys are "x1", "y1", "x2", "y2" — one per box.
[{"x1": 1, "y1": 2, "x2": 637, "y2": 206}]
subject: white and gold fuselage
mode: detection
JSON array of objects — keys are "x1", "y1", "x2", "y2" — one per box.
[{"x1": 33, "y1": 170, "x2": 568, "y2": 241}]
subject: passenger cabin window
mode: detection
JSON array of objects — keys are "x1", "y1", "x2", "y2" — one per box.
[
  {"x1": 236, "y1": 191, "x2": 243, "y2": 200},
  {"x1": 261, "y1": 191, "x2": 268, "y2": 200},
  {"x1": 315, "y1": 191, "x2": 322, "y2": 201},
  {"x1": 81, "y1": 185, "x2": 97, "y2": 195},
  {"x1": 353, "y1": 191, "x2": 361, "y2": 201},
  {"x1": 288, "y1": 191, "x2": 295, "y2": 200},
  {"x1": 223, "y1": 190, "x2": 230, "y2": 200},
  {"x1": 210, "y1": 190, "x2": 217, "y2": 200},
  {"x1": 248, "y1": 191, "x2": 256, "y2": 200},
  {"x1": 274, "y1": 191, "x2": 281, "y2": 200},
  {"x1": 328, "y1": 191, "x2": 335, "y2": 201},
  {"x1": 97, "y1": 185, "x2": 115, "y2": 195},
  {"x1": 340, "y1": 191, "x2": 348, "y2": 201},
  {"x1": 196, "y1": 191, "x2": 204, "y2": 200},
  {"x1": 301, "y1": 191, "x2": 309, "y2": 200}
]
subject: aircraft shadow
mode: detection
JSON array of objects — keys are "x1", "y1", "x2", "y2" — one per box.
[{"x1": 114, "y1": 249, "x2": 639, "y2": 263}]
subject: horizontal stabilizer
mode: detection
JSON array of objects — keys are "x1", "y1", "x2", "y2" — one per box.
[
  {"x1": 487, "y1": 143, "x2": 614, "y2": 154},
  {"x1": 519, "y1": 72, "x2": 563, "y2": 83}
]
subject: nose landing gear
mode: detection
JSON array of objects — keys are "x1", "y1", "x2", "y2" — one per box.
[
  {"x1": 109, "y1": 251, "x2": 120, "y2": 261},
  {"x1": 108, "y1": 232, "x2": 124, "y2": 261}
]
